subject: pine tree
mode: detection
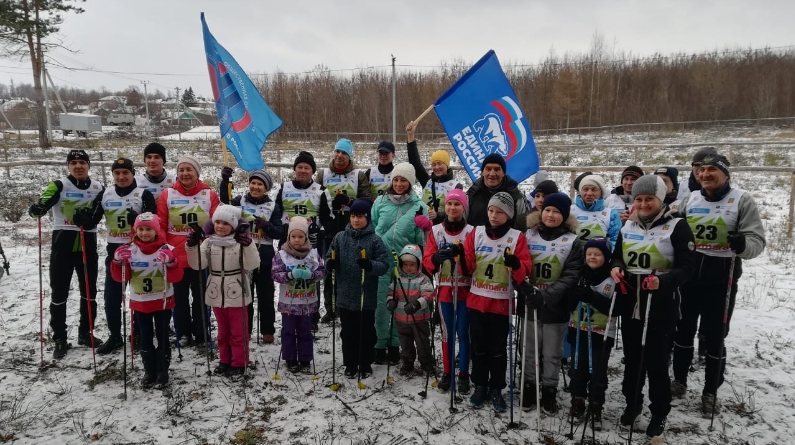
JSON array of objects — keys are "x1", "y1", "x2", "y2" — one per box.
[{"x1": 181, "y1": 87, "x2": 197, "y2": 107}]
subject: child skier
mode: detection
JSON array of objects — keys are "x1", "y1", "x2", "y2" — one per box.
[
  {"x1": 111, "y1": 212, "x2": 183, "y2": 388},
  {"x1": 325, "y1": 198, "x2": 389, "y2": 379},
  {"x1": 271, "y1": 218, "x2": 325, "y2": 373},
  {"x1": 422, "y1": 189, "x2": 474, "y2": 394},
  {"x1": 186, "y1": 204, "x2": 260, "y2": 377},
  {"x1": 463, "y1": 192, "x2": 532, "y2": 412},
  {"x1": 566, "y1": 237, "x2": 618, "y2": 430},
  {"x1": 519, "y1": 193, "x2": 583, "y2": 414},
  {"x1": 386, "y1": 244, "x2": 434, "y2": 376}
]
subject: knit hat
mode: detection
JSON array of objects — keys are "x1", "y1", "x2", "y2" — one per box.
[
  {"x1": 177, "y1": 155, "x2": 201, "y2": 177},
  {"x1": 249, "y1": 169, "x2": 273, "y2": 190},
  {"x1": 481, "y1": 153, "x2": 506, "y2": 172},
  {"x1": 488, "y1": 191, "x2": 515, "y2": 219},
  {"x1": 133, "y1": 212, "x2": 160, "y2": 233},
  {"x1": 655, "y1": 167, "x2": 679, "y2": 191},
  {"x1": 349, "y1": 198, "x2": 372, "y2": 221},
  {"x1": 391, "y1": 162, "x2": 417, "y2": 185},
  {"x1": 445, "y1": 189, "x2": 468, "y2": 210},
  {"x1": 334, "y1": 138, "x2": 353, "y2": 158},
  {"x1": 631, "y1": 175, "x2": 666, "y2": 202},
  {"x1": 584, "y1": 237, "x2": 612, "y2": 262},
  {"x1": 287, "y1": 217, "x2": 308, "y2": 238},
  {"x1": 399, "y1": 244, "x2": 422, "y2": 266},
  {"x1": 701, "y1": 154, "x2": 731, "y2": 178},
  {"x1": 66, "y1": 149, "x2": 90, "y2": 164},
  {"x1": 578, "y1": 174, "x2": 607, "y2": 197},
  {"x1": 293, "y1": 151, "x2": 317, "y2": 173},
  {"x1": 111, "y1": 157, "x2": 134, "y2": 174},
  {"x1": 533, "y1": 170, "x2": 550, "y2": 188},
  {"x1": 212, "y1": 204, "x2": 242, "y2": 230},
  {"x1": 573, "y1": 171, "x2": 594, "y2": 193},
  {"x1": 542, "y1": 193, "x2": 572, "y2": 221},
  {"x1": 377, "y1": 141, "x2": 395, "y2": 153},
  {"x1": 692, "y1": 146, "x2": 718, "y2": 165},
  {"x1": 143, "y1": 142, "x2": 167, "y2": 163},
  {"x1": 430, "y1": 150, "x2": 450, "y2": 167},
  {"x1": 534, "y1": 180, "x2": 559, "y2": 196},
  {"x1": 621, "y1": 166, "x2": 644, "y2": 180}
]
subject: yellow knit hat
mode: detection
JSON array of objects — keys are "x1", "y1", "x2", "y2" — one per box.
[{"x1": 430, "y1": 150, "x2": 450, "y2": 167}]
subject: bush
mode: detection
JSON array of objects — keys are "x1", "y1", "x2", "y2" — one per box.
[{"x1": 0, "y1": 187, "x2": 36, "y2": 222}]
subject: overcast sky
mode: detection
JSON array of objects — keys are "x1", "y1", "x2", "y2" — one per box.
[{"x1": 2, "y1": 0, "x2": 793, "y2": 98}]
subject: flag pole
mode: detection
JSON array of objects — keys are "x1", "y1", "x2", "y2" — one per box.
[
  {"x1": 412, "y1": 104, "x2": 435, "y2": 126},
  {"x1": 221, "y1": 138, "x2": 233, "y2": 201}
]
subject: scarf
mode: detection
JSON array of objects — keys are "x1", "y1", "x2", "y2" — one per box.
[
  {"x1": 207, "y1": 234, "x2": 237, "y2": 247},
  {"x1": 282, "y1": 238, "x2": 311, "y2": 259}
]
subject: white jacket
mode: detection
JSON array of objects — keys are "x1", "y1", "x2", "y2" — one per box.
[{"x1": 186, "y1": 236, "x2": 260, "y2": 308}]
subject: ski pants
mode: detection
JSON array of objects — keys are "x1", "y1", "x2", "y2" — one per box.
[
  {"x1": 568, "y1": 327, "x2": 614, "y2": 405},
  {"x1": 281, "y1": 313, "x2": 313, "y2": 363},
  {"x1": 173, "y1": 268, "x2": 208, "y2": 343},
  {"x1": 247, "y1": 245, "x2": 276, "y2": 337},
  {"x1": 440, "y1": 299, "x2": 471, "y2": 375},
  {"x1": 375, "y1": 273, "x2": 400, "y2": 349},
  {"x1": 135, "y1": 309, "x2": 171, "y2": 374},
  {"x1": 339, "y1": 308, "x2": 376, "y2": 371},
  {"x1": 213, "y1": 306, "x2": 249, "y2": 368},
  {"x1": 673, "y1": 255, "x2": 741, "y2": 395},
  {"x1": 470, "y1": 309, "x2": 509, "y2": 390},
  {"x1": 49, "y1": 230, "x2": 99, "y2": 342},
  {"x1": 103, "y1": 244, "x2": 123, "y2": 339},
  {"x1": 522, "y1": 321, "x2": 567, "y2": 388},
  {"x1": 622, "y1": 317, "x2": 676, "y2": 418},
  {"x1": 397, "y1": 320, "x2": 432, "y2": 367}
]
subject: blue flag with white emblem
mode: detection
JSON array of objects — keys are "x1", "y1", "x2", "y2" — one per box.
[
  {"x1": 201, "y1": 13, "x2": 282, "y2": 171},
  {"x1": 433, "y1": 50, "x2": 539, "y2": 183}
]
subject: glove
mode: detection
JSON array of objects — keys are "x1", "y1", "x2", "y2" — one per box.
[
  {"x1": 332, "y1": 193, "x2": 351, "y2": 211},
  {"x1": 503, "y1": 253, "x2": 520, "y2": 270},
  {"x1": 357, "y1": 258, "x2": 372, "y2": 272},
  {"x1": 221, "y1": 166, "x2": 234, "y2": 180},
  {"x1": 72, "y1": 207, "x2": 95, "y2": 228},
  {"x1": 186, "y1": 227, "x2": 204, "y2": 247},
  {"x1": 727, "y1": 231, "x2": 746, "y2": 254},
  {"x1": 386, "y1": 299, "x2": 398, "y2": 312},
  {"x1": 414, "y1": 211, "x2": 432, "y2": 231},
  {"x1": 577, "y1": 287, "x2": 593, "y2": 304},
  {"x1": 234, "y1": 223, "x2": 252, "y2": 246},
  {"x1": 289, "y1": 267, "x2": 312, "y2": 280},
  {"x1": 325, "y1": 258, "x2": 337, "y2": 271},
  {"x1": 404, "y1": 299, "x2": 422, "y2": 315},
  {"x1": 157, "y1": 247, "x2": 176, "y2": 266},
  {"x1": 29, "y1": 202, "x2": 48, "y2": 217},
  {"x1": 126, "y1": 208, "x2": 139, "y2": 227},
  {"x1": 518, "y1": 281, "x2": 543, "y2": 309},
  {"x1": 113, "y1": 245, "x2": 133, "y2": 262},
  {"x1": 432, "y1": 247, "x2": 454, "y2": 266},
  {"x1": 253, "y1": 216, "x2": 269, "y2": 232}
]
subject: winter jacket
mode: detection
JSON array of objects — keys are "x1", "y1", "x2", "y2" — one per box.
[
  {"x1": 315, "y1": 160, "x2": 371, "y2": 238},
  {"x1": 186, "y1": 235, "x2": 260, "y2": 308},
  {"x1": 406, "y1": 140, "x2": 464, "y2": 224},
  {"x1": 110, "y1": 238, "x2": 184, "y2": 313},
  {"x1": 220, "y1": 189, "x2": 285, "y2": 258},
  {"x1": 371, "y1": 191, "x2": 428, "y2": 258},
  {"x1": 605, "y1": 185, "x2": 633, "y2": 212},
  {"x1": 156, "y1": 180, "x2": 220, "y2": 267},
  {"x1": 524, "y1": 212, "x2": 584, "y2": 323},
  {"x1": 32, "y1": 175, "x2": 105, "y2": 252},
  {"x1": 325, "y1": 222, "x2": 390, "y2": 311},
  {"x1": 272, "y1": 248, "x2": 325, "y2": 316},
  {"x1": 422, "y1": 219, "x2": 473, "y2": 303},
  {"x1": 611, "y1": 208, "x2": 696, "y2": 323},
  {"x1": 572, "y1": 195, "x2": 622, "y2": 250},
  {"x1": 274, "y1": 179, "x2": 334, "y2": 245},
  {"x1": 466, "y1": 175, "x2": 531, "y2": 231},
  {"x1": 387, "y1": 271, "x2": 434, "y2": 324}
]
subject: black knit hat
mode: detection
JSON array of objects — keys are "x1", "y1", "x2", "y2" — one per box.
[
  {"x1": 111, "y1": 157, "x2": 135, "y2": 174},
  {"x1": 542, "y1": 192, "x2": 571, "y2": 221},
  {"x1": 349, "y1": 198, "x2": 372, "y2": 221},
  {"x1": 584, "y1": 237, "x2": 612, "y2": 262},
  {"x1": 534, "y1": 180, "x2": 559, "y2": 196},
  {"x1": 573, "y1": 171, "x2": 593, "y2": 193},
  {"x1": 294, "y1": 151, "x2": 317, "y2": 173},
  {"x1": 621, "y1": 165, "x2": 644, "y2": 180},
  {"x1": 655, "y1": 167, "x2": 679, "y2": 191},
  {"x1": 701, "y1": 154, "x2": 731, "y2": 178},
  {"x1": 66, "y1": 149, "x2": 90, "y2": 164},
  {"x1": 481, "y1": 153, "x2": 506, "y2": 172},
  {"x1": 691, "y1": 146, "x2": 718, "y2": 165},
  {"x1": 144, "y1": 142, "x2": 167, "y2": 163}
]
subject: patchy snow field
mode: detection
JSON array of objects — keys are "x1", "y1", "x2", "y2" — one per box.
[{"x1": 1, "y1": 127, "x2": 794, "y2": 444}]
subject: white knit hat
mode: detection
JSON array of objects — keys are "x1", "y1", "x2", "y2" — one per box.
[
  {"x1": 212, "y1": 204, "x2": 242, "y2": 230},
  {"x1": 578, "y1": 174, "x2": 607, "y2": 197},
  {"x1": 391, "y1": 162, "x2": 417, "y2": 185},
  {"x1": 177, "y1": 155, "x2": 202, "y2": 177},
  {"x1": 287, "y1": 217, "x2": 309, "y2": 238},
  {"x1": 631, "y1": 175, "x2": 667, "y2": 203}
]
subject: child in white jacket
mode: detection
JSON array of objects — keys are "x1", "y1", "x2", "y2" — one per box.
[{"x1": 187, "y1": 204, "x2": 259, "y2": 377}]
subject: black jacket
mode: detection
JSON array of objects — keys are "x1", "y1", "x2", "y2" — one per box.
[{"x1": 466, "y1": 175, "x2": 531, "y2": 231}]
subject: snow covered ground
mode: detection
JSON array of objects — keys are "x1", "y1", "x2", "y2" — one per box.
[{"x1": 1, "y1": 128, "x2": 794, "y2": 444}]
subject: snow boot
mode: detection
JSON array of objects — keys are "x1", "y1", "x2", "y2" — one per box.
[
  {"x1": 521, "y1": 384, "x2": 537, "y2": 411},
  {"x1": 437, "y1": 374, "x2": 451, "y2": 392},
  {"x1": 591, "y1": 404, "x2": 603, "y2": 431},
  {"x1": 140, "y1": 349, "x2": 157, "y2": 388},
  {"x1": 261, "y1": 334, "x2": 274, "y2": 344},
  {"x1": 344, "y1": 367, "x2": 357, "y2": 379},
  {"x1": 320, "y1": 311, "x2": 336, "y2": 324},
  {"x1": 670, "y1": 380, "x2": 687, "y2": 398},
  {"x1": 458, "y1": 374, "x2": 471, "y2": 395},
  {"x1": 398, "y1": 361, "x2": 414, "y2": 376},
  {"x1": 374, "y1": 348, "x2": 387, "y2": 365},
  {"x1": 155, "y1": 347, "x2": 170, "y2": 388},
  {"x1": 53, "y1": 338, "x2": 69, "y2": 360},
  {"x1": 646, "y1": 414, "x2": 667, "y2": 438},
  {"x1": 214, "y1": 362, "x2": 231, "y2": 376},
  {"x1": 77, "y1": 333, "x2": 104, "y2": 348},
  {"x1": 359, "y1": 365, "x2": 373, "y2": 379},
  {"x1": 96, "y1": 335, "x2": 124, "y2": 355},
  {"x1": 569, "y1": 396, "x2": 586, "y2": 419},
  {"x1": 469, "y1": 385, "x2": 488, "y2": 409},
  {"x1": 541, "y1": 386, "x2": 558, "y2": 414},
  {"x1": 387, "y1": 346, "x2": 400, "y2": 365},
  {"x1": 490, "y1": 389, "x2": 507, "y2": 413},
  {"x1": 701, "y1": 393, "x2": 718, "y2": 416},
  {"x1": 287, "y1": 360, "x2": 300, "y2": 373},
  {"x1": 299, "y1": 361, "x2": 311, "y2": 374},
  {"x1": 619, "y1": 403, "x2": 643, "y2": 426}
]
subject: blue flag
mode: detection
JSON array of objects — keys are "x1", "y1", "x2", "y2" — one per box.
[
  {"x1": 201, "y1": 13, "x2": 282, "y2": 171},
  {"x1": 434, "y1": 50, "x2": 539, "y2": 183}
]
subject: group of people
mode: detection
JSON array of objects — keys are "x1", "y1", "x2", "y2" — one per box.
[{"x1": 28, "y1": 130, "x2": 765, "y2": 439}]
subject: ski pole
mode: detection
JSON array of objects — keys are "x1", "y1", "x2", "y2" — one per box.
[
  {"x1": 629, "y1": 278, "x2": 654, "y2": 444},
  {"x1": 79, "y1": 227, "x2": 98, "y2": 373},
  {"x1": 357, "y1": 249, "x2": 367, "y2": 390},
  {"x1": 121, "y1": 258, "x2": 128, "y2": 400},
  {"x1": 38, "y1": 217, "x2": 44, "y2": 369},
  {"x1": 534, "y1": 309, "x2": 541, "y2": 441},
  {"x1": 710, "y1": 253, "x2": 736, "y2": 430},
  {"x1": 587, "y1": 304, "x2": 593, "y2": 375},
  {"x1": 516, "y1": 287, "x2": 529, "y2": 429},
  {"x1": 189, "y1": 222, "x2": 212, "y2": 376},
  {"x1": 130, "y1": 310, "x2": 135, "y2": 370},
  {"x1": 450, "y1": 244, "x2": 460, "y2": 413},
  {"x1": 384, "y1": 272, "x2": 397, "y2": 387},
  {"x1": 329, "y1": 250, "x2": 341, "y2": 391},
  {"x1": 568, "y1": 305, "x2": 580, "y2": 438},
  {"x1": 256, "y1": 229, "x2": 262, "y2": 345},
  {"x1": 240, "y1": 244, "x2": 250, "y2": 379},
  {"x1": 506, "y1": 247, "x2": 517, "y2": 428}
]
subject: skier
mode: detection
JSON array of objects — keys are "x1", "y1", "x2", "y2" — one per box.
[
  {"x1": 466, "y1": 154, "x2": 532, "y2": 231},
  {"x1": 677, "y1": 146, "x2": 717, "y2": 201},
  {"x1": 324, "y1": 198, "x2": 389, "y2": 379},
  {"x1": 463, "y1": 192, "x2": 532, "y2": 412},
  {"x1": 571, "y1": 174, "x2": 622, "y2": 248},
  {"x1": 365, "y1": 141, "x2": 396, "y2": 198},
  {"x1": 524, "y1": 170, "x2": 551, "y2": 205},
  {"x1": 529, "y1": 180, "x2": 560, "y2": 214},
  {"x1": 93, "y1": 158, "x2": 156, "y2": 354},
  {"x1": 220, "y1": 167, "x2": 285, "y2": 344},
  {"x1": 186, "y1": 205, "x2": 259, "y2": 377},
  {"x1": 110, "y1": 213, "x2": 182, "y2": 387},
  {"x1": 605, "y1": 165, "x2": 644, "y2": 223},
  {"x1": 271, "y1": 218, "x2": 325, "y2": 373},
  {"x1": 519, "y1": 193, "x2": 583, "y2": 414},
  {"x1": 422, "y1": 189, "x2": 474, "y2": 394},
  {"x1": 135, "y1": 143, "x2": 175, "y2": 201},
  {"x1": 654, "y1": 167, "x2": 681, "y2": 212},
  {"x1": 28, "y1": 150, "x2": 105, "y2": 359},
  {"x1": 610, "y1": 175, "x2": 695, "y2": 439},
  {"x1": 371, "y1": 163, "x2": 431, "y2": 366},
  {"x1": 156, "y1": 156, "x2": 220, "y2": 347},
  {"x1": 671, "y1": 154, "x2": 766, "y2": 415},
  {"x1": 406, "y1": 121, "x2": 464, "y2": 225}
]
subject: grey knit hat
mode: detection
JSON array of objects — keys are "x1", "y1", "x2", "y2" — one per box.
[
  {"x1": 631, "y1": 175, "x2": 666, "y2": 202},
  {"x1": 691, "y1": 146, "x2": 718, "y2": 165},
  {"x1": 488, "y1": 192, "x2": 515, "y2": 219},
  {"x1": 248, "y1": 169, "x2": 273, "y2": 190}
]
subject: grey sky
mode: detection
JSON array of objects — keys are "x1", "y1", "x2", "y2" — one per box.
[{"x1": 2, "y1": 0, "x2": 793, "y2": 98}]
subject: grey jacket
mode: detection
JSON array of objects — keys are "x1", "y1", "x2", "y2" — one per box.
[{"x1": 325, "y1": 222, "x2": 390, "y2": 311}]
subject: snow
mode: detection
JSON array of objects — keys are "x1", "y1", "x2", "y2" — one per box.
[
  {"x1": 158, "y1": 126, "x2": 220, "y2": 141},
  {"x1": 1, "y1": 128, "x2": 794, "y2": 445}
]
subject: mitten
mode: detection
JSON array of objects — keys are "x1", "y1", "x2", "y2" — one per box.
[
  {"x1": 727, "y1": 231, "x2": 746, "y2": 254},
  {"x1": 113, "y1": 245, "x2": 133, "y2": 262},
  {"x1": 186, "y1": 228, "x2": 204, "y2": 247},
  {"x1": 29, "y1": 202, "x2": 47, "y2": 217},
  {"x1": 290, "y1": 267, "x2": 312, "y2": 280},
  {"x1": 503, "y1": 253, "x2": 520, "y2": 270},
  {"x1": 432, "y1": 248, "x2": 453, "y2": 266},
  {"x1": 72, "y1": 207, "x2": 95, "y2": 228},
  {"x1": 157, "y1": 247, "x2": 176, "y2": 266},
  {"x1": 357, "y1": 258, "x2": 372, "y2": 272},
  {"x1": 234, "y1": 223, "x2": 252, "y2": 246},
  {"x1": 325, "y1": 258, "x2": 337, "y2": 271},
  {"x1": 126, "y1": 208, "x2": 139, "y2": 227},
  {"x1": 253, "y1": 216, "x2": 269, "y2": 232},
  {"x1": 414, "y1": 207, "x2": 432, "y2": 231},
  {"x1": 332, "y1": 193, "x2": 351, "y2": 211},
  {"x1": 404, "y1": 299, "x2": 422, "y2": 315},
  {"x1": 221, "y1": 166, "x2": 234, "y2": 180},
  {"x1": 518, "y1": 281, "x2": 543, "y2": 309},
  {"x1": 386, "y1": 299, "x2": 398, "y2": 312}
]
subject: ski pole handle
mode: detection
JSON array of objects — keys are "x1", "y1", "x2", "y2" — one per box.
[
  {"x1": 331, "y1": 250, "x2": 336, "y2": 260},
  {"x1": 361, "y1": 249, "x2": 366, "y2": 259},
  {"x1": 505, "y1": 247, "x2": 513, "y2": 272},
  {"x1": 454, "y1": 240, "x2": 461, "y2": 263}
]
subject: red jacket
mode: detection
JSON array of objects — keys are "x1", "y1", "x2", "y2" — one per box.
[
  {"x1": 110, "y1": 238, "x2": 184, "y2": 313},
  {"x1": 423, "y1": 225, "x2": 471, "y2": 304},
  {"x1": 156, "y1": 180, "x2": 220, "y2": 267}
]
